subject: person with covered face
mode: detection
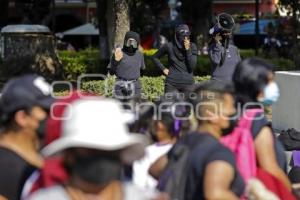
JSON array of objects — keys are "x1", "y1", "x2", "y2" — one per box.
[
  {"x1": 152, "y1": 24, "x2": 197, "y2": 94},
  {"x1": 208, "y1": 13, "x2": 241, "y2": 83},
  {"x1": 0, "y1": 74, "x2": 54, "y2": 200},
  {"x1": 28, "y1": 98, "x2": 168, "y2": 200},
  {"x1": 108, "y1": 31, "x2": 145, "y2": 99}
]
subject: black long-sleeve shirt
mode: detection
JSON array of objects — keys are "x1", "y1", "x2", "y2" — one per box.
[{"x1": 152, "y1": 42, "x2": 197, "y2": 85}]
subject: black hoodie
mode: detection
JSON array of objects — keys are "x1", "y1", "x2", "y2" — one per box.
[{"x1": 152, "y1": 25, "x2": 197, "y2": 85}]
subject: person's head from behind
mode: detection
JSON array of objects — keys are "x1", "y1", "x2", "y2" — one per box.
[
  {"x1": 150, "y1": 93, "x2": 190, "y2": 143},
  {"x1": 0, "y1": 74, "x2": 53, "y2": 141},
  {"x1": 41, "y1": 98, "x2": 147, "y2": 193},
  {"x1": 63, "y1": 148, "x2": 123, "y2": 193},
  {"x1": 233, "y1": 58, "x2": 279, "y2": 106},
  {"x1": 192, "y1": 81, "x2": 237, "y2": 138}
]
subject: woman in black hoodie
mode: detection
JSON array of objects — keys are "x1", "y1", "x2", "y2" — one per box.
[{"x1": 152, "y1": 24, "x2": 197, "y2": 94}]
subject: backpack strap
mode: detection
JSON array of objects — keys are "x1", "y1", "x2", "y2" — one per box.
[{"x1": 239, "y1": 108, "x2": 264, "y2": 130}]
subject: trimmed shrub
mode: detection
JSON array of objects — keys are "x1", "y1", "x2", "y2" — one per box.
[
  {"x1": 59, "y1": 48, "x2": 296, "y2": 81},
  {"x1": 58, "y1": 48, "x2": 101, "y2": 80},
  {"x1": 57, "y1": 75, "x2": 211, "y2": 100}
]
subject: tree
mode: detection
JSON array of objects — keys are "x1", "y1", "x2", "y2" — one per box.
[
  {"x1": 129, "y1": 0, "x2": 167, "y2": 35},
  {"x1": 180, "y1": 0, "x2": 213, "y2": 45},
  {"x1": 96, "y1": 0, "x2": 110, "y2": 61},
  {"x1": 113, "y1": 0, "x2": 130, "y2": 46},
  {"x1": 13, "y1": 0, "x2": 51, "y2": 24},
  {"x1": 96, "y1": 0, "x2": 130, "y2": 62},
  {"x1": 278, "y1": 0, "x2": 300, "y2": 69},
  {"x1": 95, "y1": 0, "x2": 213, "y2": 54}
]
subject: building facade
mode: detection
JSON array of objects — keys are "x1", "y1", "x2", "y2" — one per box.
[{"x1": 213, "y1": 0, "x2": 278, "y2": 17}]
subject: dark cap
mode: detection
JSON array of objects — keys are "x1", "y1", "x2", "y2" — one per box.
[{"x1": 0, "y1": 74, "x2": 54, "y2": 114}]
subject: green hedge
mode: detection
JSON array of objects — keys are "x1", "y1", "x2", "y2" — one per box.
[
  {"x1": 60, "y1": 75, "x2": 211, "y2": 101},
  {"x1": 58, "y1": 49, "x2": 102, "y2": 80},
  {"x1": 58, "y1": 49, "x2": 296, "y2": 81}
]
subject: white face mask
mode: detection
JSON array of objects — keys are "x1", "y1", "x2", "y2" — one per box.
[{"x1": 260, "y1": 82, "x2": 280, "y2": 105}]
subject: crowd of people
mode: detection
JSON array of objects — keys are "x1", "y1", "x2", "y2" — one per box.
[{"x1": 0, "y1": 14, "x2": 298, "y2": 200}]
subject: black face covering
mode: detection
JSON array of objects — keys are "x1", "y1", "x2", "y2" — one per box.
[
  {"x1": 123, "y1": 46, "x2": 136, "y2": 55},
  {"x1": 70, "y1": 154, "x2": 122, "y2": 185},
  {"x1": 175, "y1": 24, "x2": 191, "y2": 49},
  {"x1": 221, "y1": 33, "x2": 230, "y2": 49},
  {"x1": 221, "y1": 113, "x2": 238, "y2": 136},
  {"x1": 36, "y1": 118, "x2": 47, "y2": 139},
  {"x1": 123, "y1": 31, "x2": 140, "y2": 56}
]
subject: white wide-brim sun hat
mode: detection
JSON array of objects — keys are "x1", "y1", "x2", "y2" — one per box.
[{"x1": 42, "y1": 97, "x2": 148, "y2": 164}]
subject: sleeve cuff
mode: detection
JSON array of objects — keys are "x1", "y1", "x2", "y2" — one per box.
[{"x1": 186, "y1": 48, "x2": 193, "y2": 56}]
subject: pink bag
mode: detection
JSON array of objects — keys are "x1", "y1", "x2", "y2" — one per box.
[{"x1": 221, "y1": 109, "x2": 263, "y2": 182}]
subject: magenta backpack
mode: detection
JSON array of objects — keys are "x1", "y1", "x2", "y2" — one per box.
[{"x1": 221, "y1": 108, "x2": 263, "y2": 183}]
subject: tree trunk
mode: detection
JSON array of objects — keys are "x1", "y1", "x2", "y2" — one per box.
[
  {"x1": 96, "y1": 0, "x2": 130, "y2": 59},
  {"x1": 113, "y1": 0, "x2": 130, "y2": 47},
  {"x1": 106, "y1": 0, "x2": 115, "y2": 53},
  {"x1": 96, "y1": 0, "x2": 110, "y2": 60}
]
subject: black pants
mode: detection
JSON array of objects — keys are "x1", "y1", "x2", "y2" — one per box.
[{"x1": 164, "y1": 82, "x2": 194, "y2": 94}]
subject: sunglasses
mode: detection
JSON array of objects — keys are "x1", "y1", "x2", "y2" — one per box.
[
  {"x1": 125, "y1": 38, "x2": 138, "y2": 48},
  {"x1": 178, "y1": 30, "x2": 191, "y2": 36}
]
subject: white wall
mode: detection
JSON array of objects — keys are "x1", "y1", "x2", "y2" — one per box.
[{"x1": 272, "y1": 71, "x2": 300, "y2": 132}]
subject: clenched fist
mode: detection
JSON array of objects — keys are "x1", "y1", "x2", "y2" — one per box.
[{"x1": 114, "y1": 47, "x2": 123, "y2": 62}]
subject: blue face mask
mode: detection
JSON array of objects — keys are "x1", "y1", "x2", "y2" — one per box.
[{"x1": 262, "y1": 82, "x2": 280, "y2": 105}]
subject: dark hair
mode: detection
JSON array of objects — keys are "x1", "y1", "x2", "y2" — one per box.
[
  {"x1": 151, "y1": 93, "x2": 190, "y2": 139},
  {"x1": 191, "y1": 80, "x2": 234, "y2": 119},
  {"x1": 0, "y1": 107, "x2": 33, "y2": 131},
  {"x1": 232, "y1": 57, "x2": 274, "y2": 105}
]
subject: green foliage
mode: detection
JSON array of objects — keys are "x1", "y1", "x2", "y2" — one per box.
[
  {"x1": 140, "y1": 76, "x2": 165, "y2": 101},
  {"x1": 267, "y1": 57, "x2": 295, "y2": 71},
  {"x1": 58, "y1": 49, "x2": 101, "y2": 80},
  {"x1": 240, "y1": 49, "x2": 256, "y2": 59},
  {"x1": 194, "y1": 75, "x2": 211, "y2": 83},
  {"x1": 193, "y1": 55, "x2": 211, "y2": 76},
  {"x1": 80, "y1": 75, "x2": 115, "y2": 97},
  {"x1": 58, "y1": 48, "x2": 296, "y2": 80},
  {"x1": 58, "y1": 75, "x2": 211, "y2": 100}
]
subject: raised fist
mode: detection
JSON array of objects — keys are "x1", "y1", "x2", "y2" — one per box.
[{"x1": 114, "y1": 47, "x2": 123, "y2": 61}]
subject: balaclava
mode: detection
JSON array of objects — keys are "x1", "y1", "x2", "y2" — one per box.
[{"x1": 123, "y1": 31, "x2": 140, "y2": 56}]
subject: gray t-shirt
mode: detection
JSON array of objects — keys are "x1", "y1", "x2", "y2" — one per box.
[
  {"x1": 108, "y1": 50, "x2": 145, "y2": 81},
  {"x1": 28, "y1": 183, "x2": 159, "y2": 200}
]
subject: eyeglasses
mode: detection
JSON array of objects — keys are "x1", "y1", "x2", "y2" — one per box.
[{"x1": 125, "y1": 38, "x2": 138, "y2": 48}]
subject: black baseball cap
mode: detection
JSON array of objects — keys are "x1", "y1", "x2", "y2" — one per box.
[{"x1": 0, "y1": 74, "x2": 54, "y2": 114}]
